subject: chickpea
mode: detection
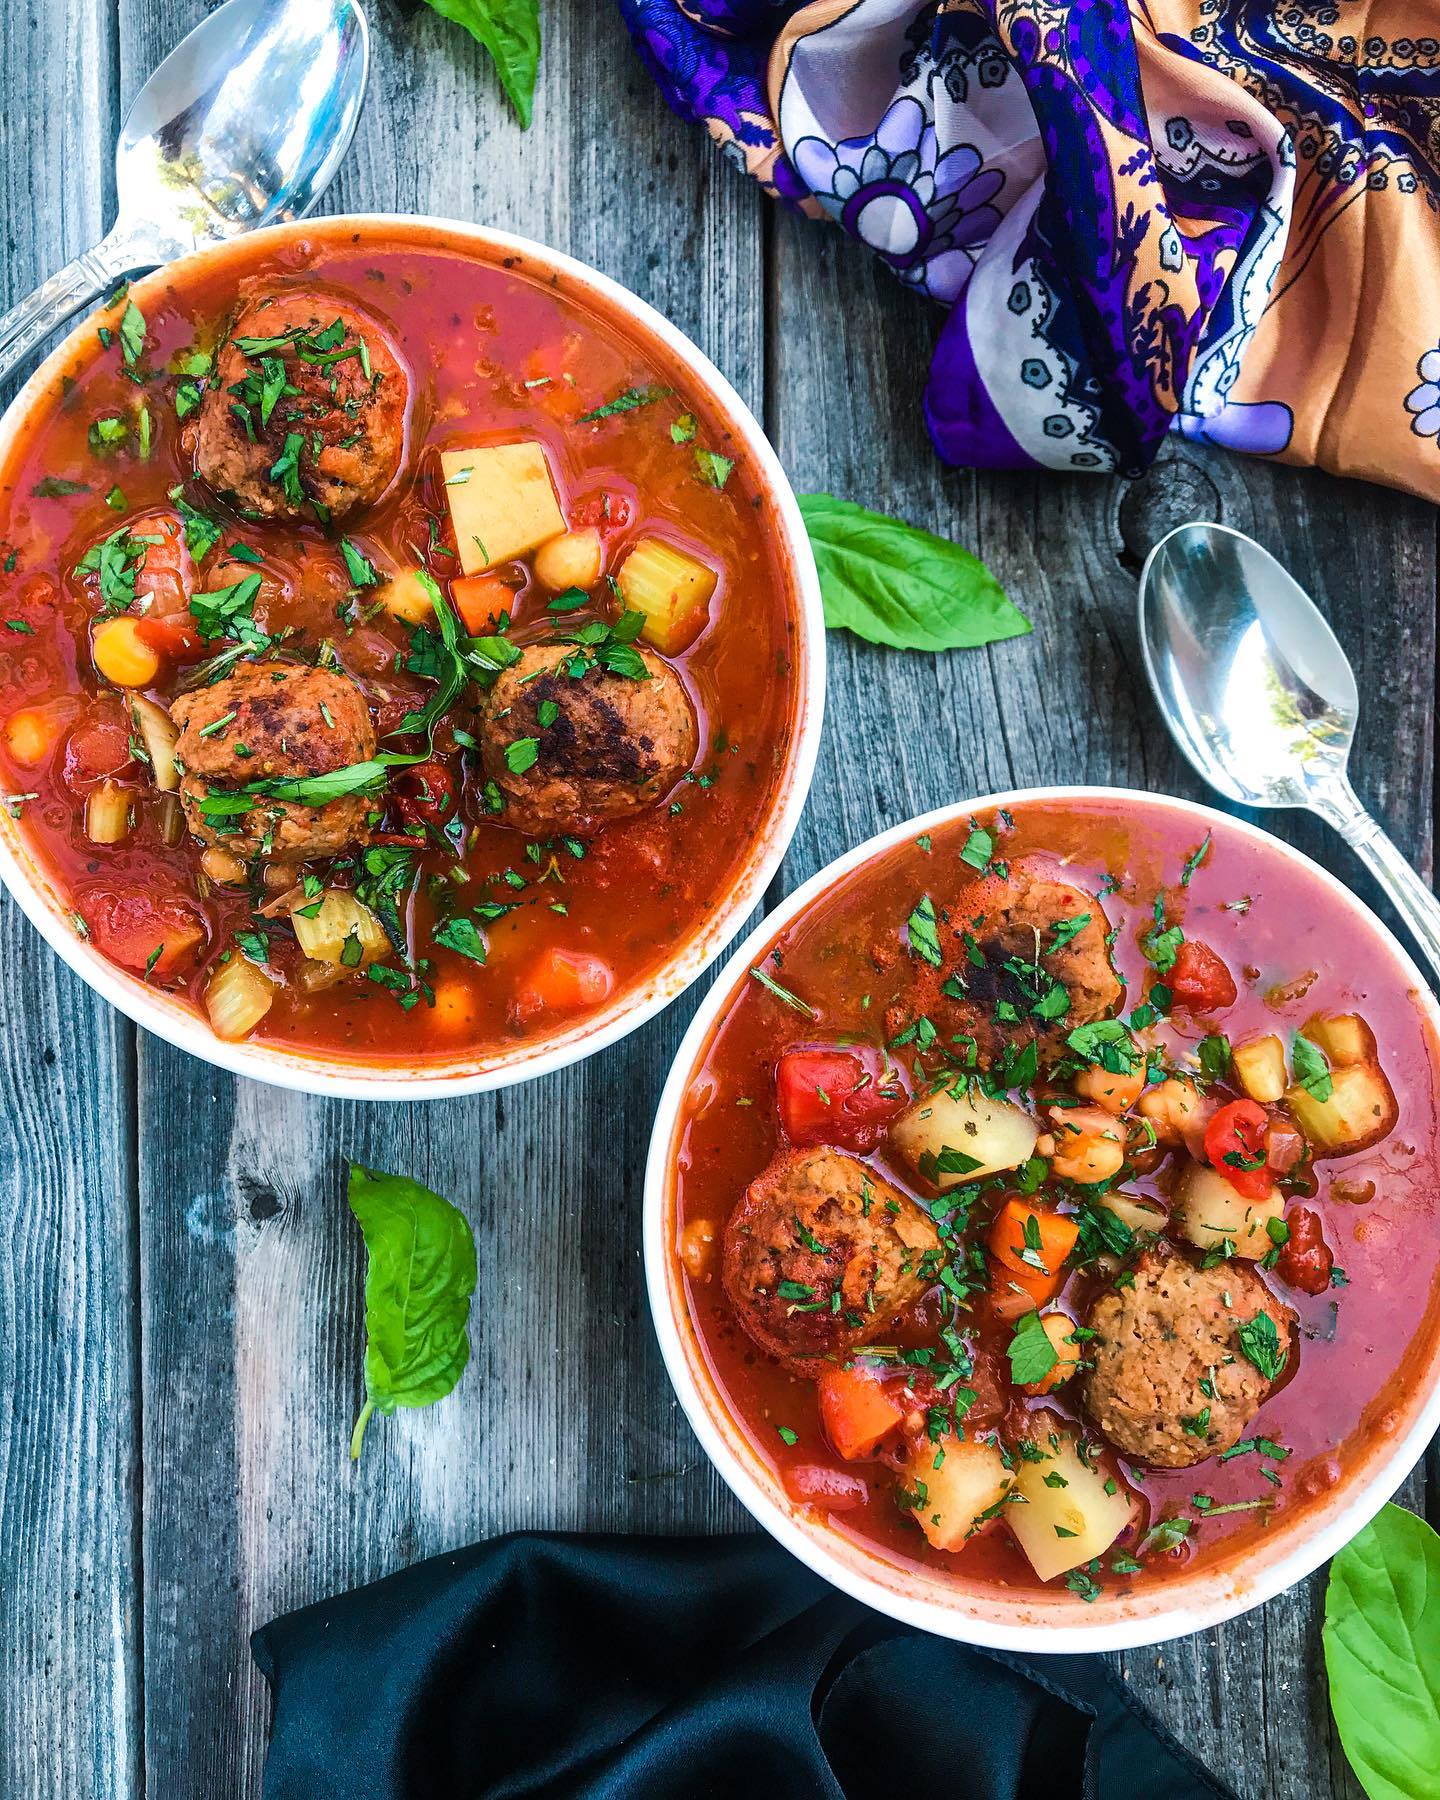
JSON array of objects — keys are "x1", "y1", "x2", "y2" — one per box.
[
  {"x1": 533, "y1": 527, "x2": 603, "y2": 593},
  {"x1": 1136, "y1": 1076, "x2": 1211, "y2": 1158},
  {"x1": 200, "y1": 847, "x2": 247, "y2": 887},
  {"x1": 1073, "y1": 1063, "x2": 1146, "y2": 1115},
  {"x1": 92, "y1": 616, "x2": 160, "y2": 688},
  {"x1": 1046, "y1": 1104, "x2": 1125, "y2": 1184}
]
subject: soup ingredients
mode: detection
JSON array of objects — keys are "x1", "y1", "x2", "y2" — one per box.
[
  {"x1": 478, "y1": 642, "x2": 697, "y2": 835},
  {"x1": 1007, "y1": 1430, "x2": 1132, "y2": 1580},
  {"x1": 1325, "y1": 1503, "x2": 1440, "y2": 1800},
  {"x1": 903, "y1": 1435, "x2": 1012, "y2": 1552},
  {"x1": 1082, "y1": 1247, "x2": 1292, "y2": 1468},
  {"x1": 797, "y1": 492, "x2": 1029, "y2": 653},
  {"x1": 347, "y1": 1163, "x2": 477, "y2": 1460},
  {"x1": 890, "y1": 1083, "x2": 1040, "y2": 1184},
  {"x1": 616, "y1": 536, "x2": 717, "y2": 654},
  {"x1": 1285, "y1": 1013, "x2": 1399, "y2": 1155},
  {"x1": 721, "y1": 1147, "x2": 940, "y2": 1373},
  {"x1": 195, "y1": 289, "x2": 408, "y2": 521}
]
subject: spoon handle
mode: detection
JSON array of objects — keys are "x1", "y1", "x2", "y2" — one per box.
[
  {"x1": 0, "y1": 223, "x2": 158, "y2": 388},
  {"x1": 1313, "y1": 780, "x2": 1440, "y2": 988}
]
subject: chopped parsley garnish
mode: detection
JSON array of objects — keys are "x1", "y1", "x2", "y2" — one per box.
[
  {"x1": 749, "y1": 966, "x2": 817, "y2": 1018},
  {"x1": 269, "y1": 431, "x2": 306, "y2": 507},
  {"x1": 693, "y1": 448, "x2": 735, "y2": 489},
  {"x1": 578, "y1": 384, "x2": 672, "y2": 423},
  {"x1": 340, "y1": 538, "x2": 380, "y2": 588},
  {"x1": 959, "y1": 824, "x2": 993, "y2": 872},
  {"x1": 1236, "y1": 1311, "x2": 1285, "y2": 1382},
  {"x1": 505, "y1": 737, "x2": 539, "y2": 775},
  {"x1": 1006, "y1": 1309, "x2": 1059, "y2": 1386},
  {"x1": 905, "y1": 895, "x2": 942, "y2": 967},
  {"x1": 1181, "y1": 834, "x2": 1211, "y2": 885},
  {"x1": 1291, "y1": 1032, "x2": 1334, "y2": 1103},
  {"x1": 433, "y1": 916, "x2": 488, "y2": 964}
]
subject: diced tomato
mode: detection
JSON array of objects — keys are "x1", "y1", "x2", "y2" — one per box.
[
  {"x1": 817, "y1": 1364, "x2": 905, "y2": 1460},
  {"x1": 131, "y1": 513, "x2": 192, "y2": 613},
  {"x1": 1275, "y1": 1204, "x2": 1334, "y2": 1295},
  {"x1": 135, "y1": 613, "x2": 204, "y2": 660},
  {"x1": 1168, "y1": 940, "x2": 1238, "y2": 1013},
  {"x1": 1204, "y1": 1098, "x2": 1271, "y2": 1199},
  {"x1": 392, "y1": 758, "x2": 456, "y2": 831},
  {"x1": 450, "y1": 573, "x2": 514, "y2": 636},
  {"x1": 514, "y1": 947, "x2": 615, "y2": 1020},
  {"x1": 83, "y1": 889, "x2": 205, "y2": 978},
  {"x1": 781, "y1": 1463, "x2": 870, "y2": 1512},
  {"x1": 775, "y1": 1048, "x2": 905, "y2": 1153},
  {"x1": 1264, "y1": 1117, "x2": 1307, "y2": 1176},
  {"x1": 65, "y1": 705, "x2": 135, "y2": 787}
]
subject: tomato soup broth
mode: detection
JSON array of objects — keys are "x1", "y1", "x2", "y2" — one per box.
[
  {"x1": 0, "y1": 223, "x2": 800, "y2": 1063},
  {"x1": 672, "y1": 801, "x2": 1440, "y2": 1600}
]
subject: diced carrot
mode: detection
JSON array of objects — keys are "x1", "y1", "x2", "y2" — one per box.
[
  {"x1": 988, "y1": 1270, "x2": 1056, "y2": 1320},
  {"x1": 817, "y1": 1365, "x2": 906, "y2": 1461},
  {"x1": 432, "y1": 979, "x2": 479, "y2": 1033},
  {"x1": 987, "y1": 1198, "x2": 1079, "y2": 1289},
  {"x1": 450, "y1": 573, "x2": 514, "y2": 636}
]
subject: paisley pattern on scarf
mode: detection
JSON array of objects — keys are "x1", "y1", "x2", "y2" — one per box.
[{"x1": 615, "y1": 0, "x2": 1440, "y2": 500}]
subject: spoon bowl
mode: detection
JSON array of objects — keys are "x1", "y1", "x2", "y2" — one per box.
[
  {"x1": 1138, "y1": 521, "x2": 1358, "y2": 810},
  {"x1": 1138, "y1": 518, "x2": 1440, "y2": 985},
  {"x1": 0, "y1": 0, "x2": 369, "y2": 383},
  {"x1": 117, "y1": 0, "x2": 370, "y2": 260}
]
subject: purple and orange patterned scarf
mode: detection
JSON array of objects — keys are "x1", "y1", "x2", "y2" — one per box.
[{"x1": 617, "y1": 0, "x2": 1440, "y2": 502}]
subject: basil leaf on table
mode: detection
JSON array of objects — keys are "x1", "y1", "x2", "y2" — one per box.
[
  {"x1": 797, "y1": 492, "x2": 1030, "y2": 653},
  {"x1": 1324, "y1": 1502, "x2": 1440, "y2": 1799},
  {"x1": 347, "y1": 1163, "x2": 478, "y2": 1459},
  {"x1": 422, "y1": 0, "x2": 541, "y2": 128}
]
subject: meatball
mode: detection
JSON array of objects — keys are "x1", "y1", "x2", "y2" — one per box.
[
  {"x1": 722, "y1": 1148, "x2": 941, "y2": 1374},
  {"x1": 481, "y1": 642, "x2": 697, "y2": 835},
  {"x1": 194, "y1": 284, "x2": 407, "y2": 521},
  {"x1": 169, "y1": 660, "x2": 375, "y2": 866},
  {"x1": 1082, "y1": 1245, "x2": 1293, "y2": 1468},
  {"x1": 886, "y1": 865, "x2": 1122, "y2": 1067}
]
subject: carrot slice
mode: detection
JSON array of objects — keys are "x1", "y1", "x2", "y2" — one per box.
[
  {"x1": 987, "y1": 1198, "x2": 1079, "y2": 1292},
  {"x1": 817, "y1": 1365, "x2": 906, "y2": 1461}
]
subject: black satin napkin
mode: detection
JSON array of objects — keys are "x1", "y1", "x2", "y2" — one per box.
[{"x1": 252, "y1": 1532, "x2": 1236, "y2": 1800}]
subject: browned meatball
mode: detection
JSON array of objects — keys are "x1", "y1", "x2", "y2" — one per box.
[
  {"x1": 194, "y1": 285, "x2": 408, "y2": 521},
  {"x1": 169, "y1": 661, "x2": 375, "y2": 865},
  {"x1": 885, "y1": 865, "x2": 1122, "y2": 1067},
  {"x1": 481, "y1": 642, "x2": 697, "y2": 836},
  {"x1": 722, "y1": 1148, "x2": 941, "y2": 1374},
  {"x1": 1082, "y1": 1245, "x2": 1293, "y2": 1468}
]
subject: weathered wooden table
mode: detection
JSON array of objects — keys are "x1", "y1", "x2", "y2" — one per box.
[{"x1": 1, "y1": 4, "x2": 1432, "y2": 1795}]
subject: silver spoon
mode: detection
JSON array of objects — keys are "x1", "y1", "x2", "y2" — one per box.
[
  {"x1": 0, "y1": 0, "x2": 369, "y2": 386},
  {"x1": 1138, "y1": 520, "x2": 1440, "y2": 980}
]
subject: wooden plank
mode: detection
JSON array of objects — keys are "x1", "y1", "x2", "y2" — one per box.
[
  {"x1": 767, "y1": 210, "x2": 1436, "y2": 1800},
  {"x1": 112, "y1": 3, "x2": 764, "y2": 1793},
  {"x1": 0, "y1": 5, "x2": 141, "y2": 1799}
]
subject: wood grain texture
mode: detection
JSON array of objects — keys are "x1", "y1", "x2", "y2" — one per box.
[
  {"x1": 0, "y1": 0, "x2": 1434, "y2": 1795},
  {"x1": 767, "y1": 210, "x2": 1436, "y2": 1800},
  {"x1": 0, "y1": 6, "x2": 143, "y2": 1800}
]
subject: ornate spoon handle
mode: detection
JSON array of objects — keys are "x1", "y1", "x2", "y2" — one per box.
[
  {"x1": 1311, "y1": 776, "x2": 1440, "y2": 988},
  {"x1": 0, "y1": 222, "x2": 162, "y2": 388}
]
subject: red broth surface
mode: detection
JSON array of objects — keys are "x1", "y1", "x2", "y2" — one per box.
[
  {"x1": 0, "y1": 224, "x2": 799, "y2": 1063},
  {"x1": 673, "y1": 801, "x2": 1440, "y2": 1602}
]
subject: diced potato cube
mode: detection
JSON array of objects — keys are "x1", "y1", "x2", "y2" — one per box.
[
  {"x1": 441, "y1": 443, "x2": 565, "y2": 575},
  {"x1": 903, "y1": 1435, "x2": 1013, "y2": 1553},
  {"x1": 1173, "y1": 1161, "x2": 1282, "y2": 1257},
  {"x1": 1287, "y1": 1064, "x2": 1398, "y2": 1156},
  {"x1": 1096, "y1": 1190, "x2": 1168, "y2": 1238},
  {"x1": 616, "y1": 536, "x2": 717, "y2": 654},
  {"x1": 1009, "y1": 1433, "x2": 1132, "y2": 1582},
  {"x1": 1301, "y1": 1012, "x2": 1375, "y2": 1068},
  {"x1": 290, "y1": 891, "x2": 389, "y2": 968},
  {"x1": 890, "y1": 1084, "x2": 1039, "y2": 1188},
  {"x1": 1232, "y1": 1033, "x2": 1286, "y2": 1104}
]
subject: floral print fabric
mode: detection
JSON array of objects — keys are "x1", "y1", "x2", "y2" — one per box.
[{"x1": 617, "y1": 0, "x2": 1440, "y2": 500}]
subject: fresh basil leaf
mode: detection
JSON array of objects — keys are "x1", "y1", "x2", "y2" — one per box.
[
  {"x1": 798, "y1": 492, "x2": 1029, "y2": 653},
  {"x1": 347, "y1": 1163, "x2": 478, "y2": 1459},
  {"x1": 1325, "y1": 1503, "x2": 1440, "y2": 1800},
  {"x1": 421, "y1": 0, "x2": 541, "y2": 128}
]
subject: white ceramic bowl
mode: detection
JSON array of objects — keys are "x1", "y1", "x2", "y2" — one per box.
[
  {"x1": 0, "y1": 216, "x2": 825, "y2": 1099},
  {"x1": 645, "y1": 787, "x2": 1440, "y2": 1651}
]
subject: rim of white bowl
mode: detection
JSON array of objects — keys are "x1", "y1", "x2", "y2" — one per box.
[
  {"x1": 644, "y1": 785, "x2": 1440, "y2": 1652},
  {"x1": 0, "y1": 215, "x2": 826, "y2": 1100}
]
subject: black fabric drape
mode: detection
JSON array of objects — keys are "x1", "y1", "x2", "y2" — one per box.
[{"x1": 252, "y1": 1532, "x2": 1238, "y2": 1800}]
